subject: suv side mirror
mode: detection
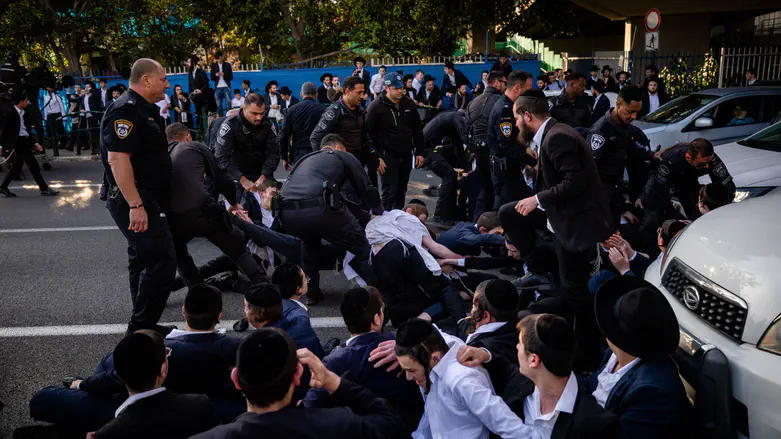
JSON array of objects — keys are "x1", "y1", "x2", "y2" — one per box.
[{"x1": 695, "y1": 117, "x2": 714, "y2": 129}]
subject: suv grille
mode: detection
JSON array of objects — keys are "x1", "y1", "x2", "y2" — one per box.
[{"x1": 662, "y1": 258, "x2": 748, "y2": 342}]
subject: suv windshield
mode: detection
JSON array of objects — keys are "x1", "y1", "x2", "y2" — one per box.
[
  {"x1": 738, "y1": 121, "x2": 781, "y2": 152},
  {"x1": 641, "y1": 94, "x2": 718, "y2": 124}
]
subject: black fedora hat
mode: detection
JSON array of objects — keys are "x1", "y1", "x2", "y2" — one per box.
[
  {"x1": 616, "y1": 71, "x2": 631, "y2": 79},
  {"x1": 279, "y1": 86, "x2": 292, "y2": 95},
  {"x1": 601, "y1": 65, "x2": 613, "y2": 72},
  {"x1": 595, "y1": 276, "x2": 679, "y2": 360}
]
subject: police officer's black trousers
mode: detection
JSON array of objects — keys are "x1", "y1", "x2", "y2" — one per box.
[
  {"x1": 372, "y1": 239, "x2": 467, "y2": 327},
  {"x1": 491, "y1": 165, "x2": 534, "y2": 211},
  {"x1": 380, "y1": 151, "x2": 413, "y2": 211},
  {"x1": 0, "y1": 138, "x2": 50, "y2": 191},
  {"x1": 292, "y1": 146, "x2": 313, "y2": 165},
  {"x1": 107, "y1": 198, "x2": 177, "y2": 332},
  {"x1": 473, "y1": 149, "x2": 494, "y2": 220},
  {"x1": 169, "y1": 205, "x2": 265, "y2": 287},
  {"x1": 551, "y1": 237, "x2": 603, "y2": 373},
  {"x1": 602, "y1": 181, "x2": 624, "y2": 231},
  {"x1": 498, "y1": 201, "x2": 554, "y2": 275},
  {"x1": 279, "y1": 204, "x2": 377, "y2": 296},
  {"x1": 424, "y1": 149, "x2": 458, "y2": 220}
]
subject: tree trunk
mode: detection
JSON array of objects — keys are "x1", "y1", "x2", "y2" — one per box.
[{"x1": 275, "y1": 0, "x2": 306, "y2": 60}]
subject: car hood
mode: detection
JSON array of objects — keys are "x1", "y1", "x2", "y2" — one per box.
[
  {"x1": 633, "y1": 121, "x2": 667, "y2": 134},
  {"x1": 659, "y1": 193, "x2": 781, "y2": 343},
  {"x1": 698, "y1": 142, "x2": 781, "y2": 187}
]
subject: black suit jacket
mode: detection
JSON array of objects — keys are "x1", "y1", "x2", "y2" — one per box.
[
  {"x1": 88, "y1": 91, "x2": 104, "y2": 115},
  {"x1": 191, "y1": 378, "x2": 405, "y2": 439},
  {"x1": 0, "y1": 105, "x2": 34, "y2": 151},
  {"x1": 536, "y1": 119, "x2": 613, "y2": 252},
  {"x1": 94, "y1": 390, "x2": 217, "y2": 439},
  {"x1": 163, "y1": 332, "x2": 242, "y2": 400},
  {"x1": 210, "y1": 61, "x2": 233, "y2": 89},
  {"x1": 281, "y1": 95, "x2": 299, "y2": 113},
  {"x1": 467, "y1": 322, "x2": 518, "y2": 365},
  {"x1": 262, "y1": 92, "x2": 283, "y2": 118},
  {"x1": 188, "y1": 68, "x2": 210, "y2": 95}
]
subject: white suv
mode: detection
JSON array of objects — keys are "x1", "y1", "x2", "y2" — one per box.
[{"x1": 645, "y1": 190, "x2": 781, "y2": 438}]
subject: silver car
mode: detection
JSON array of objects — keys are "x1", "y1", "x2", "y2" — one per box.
[{"x1": 633, "y1": 86, "x2": 781, "y2": 148}]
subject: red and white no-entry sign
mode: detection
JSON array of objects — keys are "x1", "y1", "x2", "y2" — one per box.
[{"x1": 645, "y1": 8, "x2": 661, "y2": 32}]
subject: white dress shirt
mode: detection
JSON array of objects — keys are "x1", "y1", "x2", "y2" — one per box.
[
  {"x1": 268, "y1": 93, "x2": 281, "y2": 121},
  {"x1": 747, "y1": 78, "x2": 756, "y2": 86},
  {"x1": 232, "y1": 96, "x2": 244, "y2": 108},
  {"x1": 413, "y1": 78, "x2": 423, "y2": 93},
  {"x1": 216, "y1": 63, "x2": 228, "y2": 89},
  {"x1": 83, "y1": 94, "x2": 92, "y2": 118},
  {"x1": 370, "y1": 73, "x2": 385, "y2": 94},
  {"x1": 592, "y1": 352, "x2": 640, "y2": 408},
  {"x1": 101, "y1": 88, "x2": 108, "y2": 106},
  {"x1": 413, "y1": 330, "x2": 530, "y2": 439},
  {"x1": 465, "y1": 322, "x2": 507, "y2": 344},
  {"x1": 648, "y1": 93, "x2": 660, "y2": 113},
  {"x1": 166, "y1": 328, "x2": 215, "y2": 340},
  {"x1": 115, "y1": 387, "x2": 167, "y2": 417},
  {"x1": 156, "y1": 95, "x2": 170, "y2": 119},
  {"x1": 16, "y1": 106, "x2": 28, "y2": 137},
  {"x1": 522, "y1": 372, "x2": 578, "y2": 439},
  {"x1": 43, "y1": 93, "x2": 65, "y2": 118},
  {"x1": 291, "y1": 298, "x2": 308, "y2": 312}
]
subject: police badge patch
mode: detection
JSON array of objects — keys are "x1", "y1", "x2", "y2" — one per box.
[
  {"x1": 658, "y1": 165, "x2": 670, "y2": 177},
  {"x1": 219, "y1": 123, "x2": 231, "y2": 137},
  {"x1": 589, "y1": 134, "x2": 605, "y2": 151},
  {"x1": 323, "y1": 111, "x2": 335, "y2": 121},
  {"x1": 713, "y1": 163, "x2": 727, "y2": 178},
  {"x1": 500, "y1": 122, "x2": 512, "y2": 138},
  {"x1": 114, "y1": 120, "x2": 133, "y2": 139}
]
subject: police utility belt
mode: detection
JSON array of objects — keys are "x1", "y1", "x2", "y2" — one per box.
[
  {"x1": 277, "y1": 182, "x2": 342, "y2": 213},
  {"x1": 490, "y1": 155, "x2": 507, "y2": 171}
]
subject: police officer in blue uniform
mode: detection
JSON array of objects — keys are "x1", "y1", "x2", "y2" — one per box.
[
  {"x1": 278, "y1": 133, "x2": 383, "y2": 305},
  {"x1": 638, "y1": 139, "x2": 735, "y2": 234},
  {"x1": 587, "y1": 86, "x2": 662, "y2": 227},
  {"x1": 486, "y1": 70, "x2": 536, "y2": 210},
  {"x1": 100, "y1": 59, "x2": 176, "y2": 335}
]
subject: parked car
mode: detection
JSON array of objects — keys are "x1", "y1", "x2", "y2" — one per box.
[
  {"x1": 645, "y1": 192, "x2": 781, "y2": 438},
  {"x1": 699, "y1": 120, "x2": 781, "y2": 202},
  {"x1": 634, "y1": 86, "x2": 781, "y2": 148}
]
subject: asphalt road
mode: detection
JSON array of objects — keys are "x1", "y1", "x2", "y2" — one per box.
[{"x1": 0, "y1": 158, "x2": 443, "y2": 437}]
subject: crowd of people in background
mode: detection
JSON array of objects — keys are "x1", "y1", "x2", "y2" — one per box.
[{"x1": 0, "y1": 49, "x2": 747, "y2": 439}]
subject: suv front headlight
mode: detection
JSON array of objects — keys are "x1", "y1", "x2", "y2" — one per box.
[
  {"x1": 733, "y1": 187, "x2": 775, "y2": 203},
  {"x1": 758, "y1": 315, "x2": 781, "y2": 356}
]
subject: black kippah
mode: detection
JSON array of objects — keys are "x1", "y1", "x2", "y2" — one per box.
[
  {"x1": 237, "y1": 328, "x2": 297, "y2": 387},
  {"x1": 521, "y1": 89, "x2": 547, "y2": 100},
  {"x1": 245, "y1": 283, "x2": 282, "y2": 307},
  {"x1": 534, "y1": 314, "x2": 574, "y2": 352},
  {"x1": 396, "y1": 318, "x2": 435, "y2": 347},
  {"x1": 341, "y1": 288, "x2": 370, "y2": 328},
  {"x1": 483, "y1": 280, "x2": 518, "y2": 312}
]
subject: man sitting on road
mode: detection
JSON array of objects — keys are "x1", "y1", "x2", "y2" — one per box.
[
  {"x1": 190, "y1": 329, "x2": 405, "y2": 439},
  {"x1": 303, "y1": 287, "x2": 424, "y2": 433}
]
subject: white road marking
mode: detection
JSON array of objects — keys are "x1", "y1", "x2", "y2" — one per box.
[
  {"x1": 0, "y1": 317, "x2": 345, "y2": 338},
  {"x1": 7, "y1": 183, "x2": 102, "y2": 189},
  {"x1": 0, "y1": 226, "x2": 116, "y2": 233}
]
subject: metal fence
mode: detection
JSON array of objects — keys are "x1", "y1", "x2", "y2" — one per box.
[{"x1": 718, "y1": 46, "x2": 781, "y2": 87}]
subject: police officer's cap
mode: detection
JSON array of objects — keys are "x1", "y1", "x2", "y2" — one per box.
[
  {"x1": 383, "y1": 72, "x2": 404, "y2": 89},
  {"x1": 245, "y1": 283, "x2": 282, "y2": 307},
  {"x1": 396, "y1": 318, "x2": 436, "y2": 347},
  {"x1": 236, "y1": 328, "x2": 298, "y2": 388}
]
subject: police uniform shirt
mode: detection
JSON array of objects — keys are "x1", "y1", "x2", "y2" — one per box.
[
  {"x1": 487, "y1": 94, "x2": 536, "y2": 167},
  {"x1": 587, "y1": 111, "x2": 653, "y2": 183},
  {"x1": 100, "y1": 89, "x2": 172, "y2": 200}
]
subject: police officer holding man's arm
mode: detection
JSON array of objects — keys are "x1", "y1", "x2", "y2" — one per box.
[
  {"x1": 309, "y1": 76, "x2": 383, "y2": 188},
  {"x1": 365, "y1": 72, "x2": 425, "y2": 211},
  {"x1": 638, "y1": 139, "x2": 735, "y2": 234},
  {"x1": 213, "y1": 93, "x2": 280, "y2": 202},
  {"x1": 487, "y1": 70, "x2": 537, "y2": 210},
  {"x1": 278, "y1": 133, "x2": 383, "y2": 306},
  {"x1": 465, "y1": 71, "x2": 506, "y2": 220},
  {"x1": 587, "y1": 85, "x2": 664, "y2": 227},
  {"x1": 101, "y1": 58, "x2": 177, "y2": 335}
]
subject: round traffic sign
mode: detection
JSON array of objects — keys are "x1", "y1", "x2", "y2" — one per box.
[{"x1": 645, "y1": 8, "x2": 661, "y2": 32}]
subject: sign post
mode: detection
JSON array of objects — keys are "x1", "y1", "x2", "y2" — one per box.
[{"x1": 644, "y1": 8, "x2": 661, "y2": 52}]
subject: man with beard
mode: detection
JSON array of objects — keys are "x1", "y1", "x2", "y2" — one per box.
[
  {"x1": 213, "y1": 92, "x2": 280, "y2": 209},
  {"x1": 394, "y1": 319, "x2": 530, "y2": 439},
  {"x1": 487, "y1": 70, "x2": 536, "y2": 210},
  {"x1": 303, "y1": 287, "x2": 424, "y2": 434}
]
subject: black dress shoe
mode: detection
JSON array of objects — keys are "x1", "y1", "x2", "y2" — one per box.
[
  {"x1": 233, "y1": 318, "x2": 249, "y2": 332},
  {"x1": 512, "y1": 272, "x2": 556, "y2": 290},
  {"x1": 154, "y1": 324, "x2": 177, "y2": 337},
  {"x1": 303, "y1": 291, "x2": 323, "y2": 306},
  {"x1": 62, "y1": 376, "x2": 83, "y2": 388},
  {"x1": 40, "y1": 189, "x2": 60, "y2": 196},
  {"x1": 0, "y1": 187, "x2": 16, "y2": 197}
]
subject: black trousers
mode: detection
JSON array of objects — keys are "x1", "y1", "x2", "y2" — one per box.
[
  {"x1": 107, "y1": 198, "x2": 177, "y2": 332},
  {"x1": 552, "y1": 237, "x2": 603, "y2": 373},
  {"x1": 0, "y1": 138, "x2": 50, "y2": 191},
  {"x1": 292, "y1": 146, "x2": 313, "y2": 165},
  {"x1": 380, "y1": 151, "x2": 413, "y2": 211},
  {"x1": 279, "y1": 204, "x2": 377, "y2": 295},
  {"x1": 498, "y1": 202, "x2": 552, "y2": 275},
  {"x1": 169, "y1": 205, "x2": 265, "y2": 287},
  {"x1": 361, "y1": 153, "x2": 379, "y2": 189},
  {"x1": 491, "y1": 164, "x2": 534, "y2": 211},
  {"x1": 45, "y1": 113, "x2": 67, "y2": 153},
  {"x1": 602, "y1": 181, "x2": 624, "y2": 232},
  {"x1": 87, "y1": 116, "x2": 100, "y2": 154},
  {"x1": 425, "y1": 149, "x2": 458, "y2": 220},
  {"x1": 372, "y1": 239, "x2": 467, "y2": 327},
  {"x1": 473, "y1": 149, "x2": 494, "y2": 220}
]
